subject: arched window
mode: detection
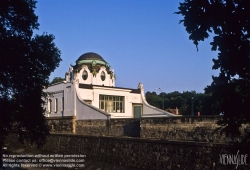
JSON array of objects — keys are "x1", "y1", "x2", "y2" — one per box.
[
  {"x1": 101, "y1": 71, "x2": 105, "y2": 81},
  {"x1": 82, "y1": 70, "x2": 88, "y2": 80}
]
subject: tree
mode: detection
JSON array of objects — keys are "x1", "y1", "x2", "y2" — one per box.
[
  {"x1": 145, "y1": 90, "x2": 214, "y2": 115},
  {"x1": 176, "y1": 0, "x2": 250, "y2": 136},
  {"x1": 145, "y1": 91, "x2": 163, "y2": 108},
  {"x1": 50, "y1": 77, "x2": 65, "y2": 85},
  {"x1": 0, "y1": 0, "x2": 61, "y2": 166}
]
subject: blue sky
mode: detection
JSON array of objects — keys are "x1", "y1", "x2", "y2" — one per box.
[{"x1": 34, "y1": 0, "x2": 219, "y2": 93}]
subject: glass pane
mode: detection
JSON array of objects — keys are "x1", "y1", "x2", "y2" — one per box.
[
  {"x1": 113, "y1": 102, "x2": 116, "y2": 112},
  {"x1": 99, "y1": 95, "x2": 125, "y2": 112},
  {"x1": 82, "y1": 70, "x2": 88, "y2": 80},
  {"x1": 101, "y1": 101, "x2": 104, "y2": 109},
  {"x1": 101, "y1": 71, "x2": 106, "y2": 81},
  {"x1": 120, "y1": 102, "x2": 123, "y2": 112},
  {"x1": 100, "y1": 95, "x2": 104, "y2": 100}
]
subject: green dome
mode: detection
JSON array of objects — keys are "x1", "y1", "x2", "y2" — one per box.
[
  {"x1": 77, "y1": 52, "x2": 106, "y2": 62},
  {"x1": 76, "y1": 52, "x2": 108, "y2": 65}
]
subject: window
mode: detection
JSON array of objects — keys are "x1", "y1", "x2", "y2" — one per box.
[
  {"x1": 82, "y1": 70, "x2": 88, "y2": 80},
  {"x1": 48, "y1": 99, "x2": 52, "y2": 113},
  {"x1": 101, "y1": 71, "x2": 105, "y2": 81},
  {"x1": 55, "y1": 98, "x2": 58, "y2": 113},
  {"x1": 99, "y1": 95, "x2": 124, "y2": 113},
  {"x1": 62, "y1": 97, "x2": 64, "y2": 111}
]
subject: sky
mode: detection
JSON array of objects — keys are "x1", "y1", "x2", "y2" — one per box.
[{"x1": 34, "y1": 0, "x2": 219, "y2": 94}]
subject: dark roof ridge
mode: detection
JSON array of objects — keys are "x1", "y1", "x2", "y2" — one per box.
[{"x1": 78, "y1": 83, "x2": 141, "y2": 94}]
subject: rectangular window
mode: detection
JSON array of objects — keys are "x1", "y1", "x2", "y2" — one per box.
[
  {"x1": 48, "y1": 99, "x2": 52, "y2": 113},
  {"x1": 62, "y1": 97, "x2": 64, "y2": 111},
  {"x1": 99, "y1": 95, "x2": 124, "y2": 113},
  {"x1": 55, "y1": 98, "x2": 58, "y2": 113}
]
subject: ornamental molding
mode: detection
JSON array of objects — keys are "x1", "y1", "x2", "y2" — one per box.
[
  {"x1": 138, "y1": 82, "x2": 144, "y2": 92},
  {"x1": 82, "y1": 65, "x2": 88, "y2": 70},
  {"x1": 47, "y1": 90, "x2": 64, "y2": 97},
  {"x1": 74, "y1": 79, "x2": 79, "y2": 84},
  {"x1": 92, "y1": 69, "x2": 97, "y2": 77},
  {"x1": 100, "y1": 66, "x2": 106, "y2": 71}
]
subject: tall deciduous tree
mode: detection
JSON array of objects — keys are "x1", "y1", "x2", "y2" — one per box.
[
  {"x1": 0, "y1": 0, "x2": 61, "y2": 165},
  {"x1": 176, "y1": 0, "x2": 250, "y2": 136},
  {"x1": 146, "y1": 90, "x2": 214, "y2": 115}
]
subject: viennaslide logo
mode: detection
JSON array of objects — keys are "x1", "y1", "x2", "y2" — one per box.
[{"x1": 219, "y1": 150, "x2": 248, "y2": 169}]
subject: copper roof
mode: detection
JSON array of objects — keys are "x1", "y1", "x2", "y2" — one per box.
[{"x1": 77, "y1": 52, "x2": 106, "y2": 62}]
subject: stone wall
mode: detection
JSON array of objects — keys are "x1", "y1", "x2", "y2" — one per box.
[
  {"x1": 41, "y1": 133, "x2": 247, "y2": 170},
  {"x1": 46, "y1": 116, "x2": 249, "y2": 143},
  {"x1": 46, "y1": 116, "x2": 76, "y2": 133},
  {"x1": 76, "y1": 119, "x2": 140, "y2": 137},
  {"x1": 140, "y1": 116, "x2": 249, "y2": 143},
  {"x1": 109, "y1": 118, "x2": 140, "y2": 137},
  {"x1": 75, "y1": 119, "x2": 108, "y2": 135}
]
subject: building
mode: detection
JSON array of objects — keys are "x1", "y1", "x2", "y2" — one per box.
[
  {"x1": 165, "y1": 108, "x2": 179, "y2": 115},
  {"x1": 44, "y1": 52, "x2": 175, "y2": 119}
]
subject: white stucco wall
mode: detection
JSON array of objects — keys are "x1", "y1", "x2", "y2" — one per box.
[
  {"x1": 44, "y1": 81, "x2": 175, "y2": 119},
  {"x1": 76, "y1": 86, "x2": 142, "y2": 118},
  {"x1": 44, "y1": 82, "x2": 75, "y2": 117},
  {"x1": 75, "y1": 84, "x2": 110, "y2": 120},
  {"x1": 78, "y1": 66, "x2": 92, "y2": 85},
  {"x1": 76, "y1": 65, "x2": 115, "y2": 87}
]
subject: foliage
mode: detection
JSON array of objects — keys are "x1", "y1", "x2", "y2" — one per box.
[
  {"x1": 145, "y1": 92, "x2": 163, "y2": 109},
  {"x1": 176, "y1": 0, "x2": 250, "y2": 136},
  {"x1": 0, "y1": 0, "x2": 61, "y2": 160},
  {"x1": 146, "y1": 91, "x2": 215, "y2": 115},
  {"x1": 50, "y1": 77, "x2": 65, "y2": 85}
]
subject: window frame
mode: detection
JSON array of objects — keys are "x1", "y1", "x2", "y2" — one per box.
[
  {"x1": 61, "y1": 97, "x2": 64, "y2": 111},
  {"x1": 99, "y1": 95, "x2": 124, "y2": 113},
  {"x1": 82, "y1": 70, "x2": 88, "y2": 80},
  {"x1": 101, "y1": 71, "x2": 106, "y2": 81},
  {"x1": 48, "y1": 99, "x2": 52, "y2": 113},
  {"x1": 55, "y1": 98, "x2": 58, "y2": 113}
]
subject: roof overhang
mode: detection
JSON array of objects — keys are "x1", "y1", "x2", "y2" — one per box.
[{"x1": 78, "y1": 83, "x2": 140, "y2": 94}]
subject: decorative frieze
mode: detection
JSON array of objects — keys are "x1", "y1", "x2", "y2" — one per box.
[{"x1": 47, "y1": 90, "x2": 64, "y2": 95}]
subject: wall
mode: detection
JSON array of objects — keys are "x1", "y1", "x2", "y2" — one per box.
[
  {"x1": 46, "y1": 117, "x2": 140, "y2": 137},
  {"x1": 46, "y1": 116, "x2": 249, "y2": 143},
  {"x1": 77, "y1": 65, "x2": 114, "y2": 87},
  {"x1": 91, "y1": 87, "x2": 140, "y2": 118},
  {"x1": 75, "y1": 84, "x2": 111, "y2": 120},
  {"x1": 46, "y1": 116, "x2": 76, "y2": 133},
  {"x1": 43, "y1": 116, "x2": 250, "y2": 169},
  {"x1": 76, "y1": 119, "x2": 140, "y2": 137},
  {"x1": 91, "y1": 87, "x2": 132, "y2": 118},
  {"x1": 41, "y1": 133, "x2": 245, "y2": 170},
  {"x1": 45, "y1": 82, "x2": 75, "y2": 117},
  {"x1": 140, "y1": 116, "x2": 249, "y2": 143}
]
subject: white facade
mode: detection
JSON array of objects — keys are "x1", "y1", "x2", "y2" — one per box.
[{"x1": 44, "y1": 52, "x2": 175, "y2": 120}]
